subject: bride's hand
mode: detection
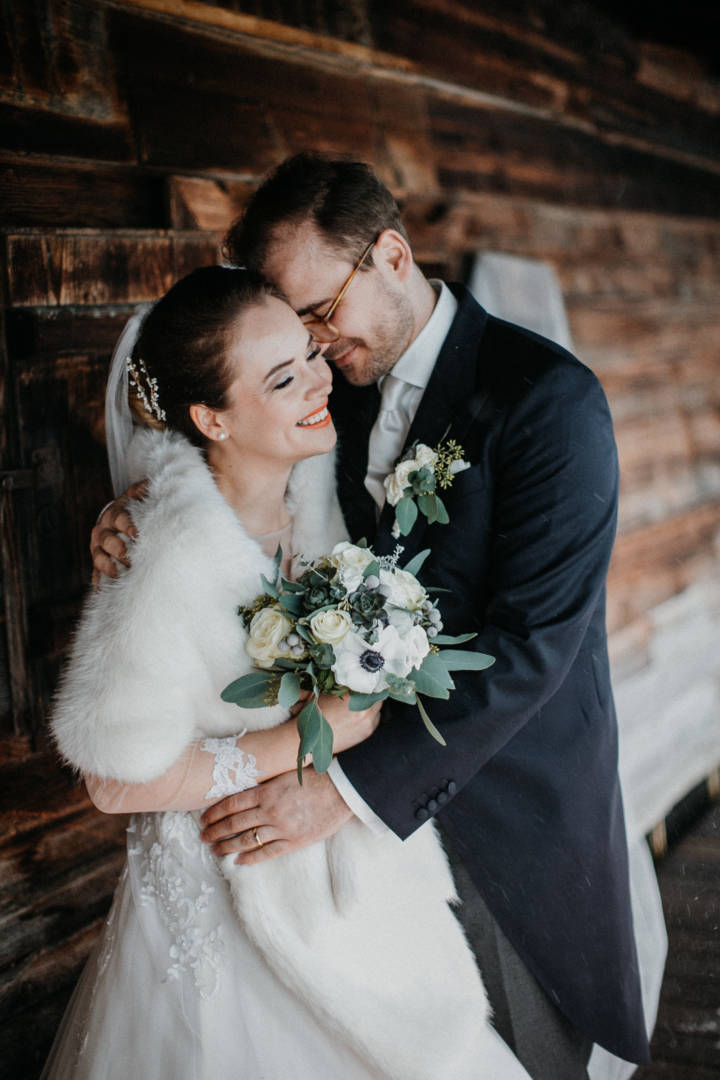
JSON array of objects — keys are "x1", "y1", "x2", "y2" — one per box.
[{"x1": 316, "y1": 692, "x2": 381, "y2": 753}]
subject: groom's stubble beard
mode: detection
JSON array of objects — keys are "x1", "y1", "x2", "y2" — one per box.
[{"x1": 326, "y1": 286, "x2": 415, "y2": 388}]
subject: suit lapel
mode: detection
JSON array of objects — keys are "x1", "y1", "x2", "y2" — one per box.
[
  {"x1": 375, "y1": 285, "x2": 491, "y2": 559},
  {"x1": 331, "y1": 376, "x2": 381, "y2": 544}
]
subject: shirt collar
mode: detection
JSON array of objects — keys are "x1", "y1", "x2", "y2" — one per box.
[{"x1": 387, "y1": 281, "x2": 458, "y2": 390}]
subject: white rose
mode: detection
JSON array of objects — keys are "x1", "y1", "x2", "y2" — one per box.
[
  {"x1": 414, "y1": 444, "x2": 438, "y2": 470},
  {"x1": 309, "y1": 608, "x2": 353, "y2": 646},
  {"x1": 380, "y1": 567, "x2": 427, "y2": 611},
  {"x1": 245, "y1": 606, "x2": 293, "y2": 669},
  {"x1": 449, "y1": 458, "x2": 471, "y2": 475},
  {"x1": 383, "y1": 458, "x2": 416, "y2": 506},
  {"x1": 330, "y1": 542, "x2": 375, "y2": 592},
  {"x1": 387, "y1": 607, "x2": 415, "y2": 635},
  {"x1": 402, "y1": 625, "x2": 431, "y2": 670}
]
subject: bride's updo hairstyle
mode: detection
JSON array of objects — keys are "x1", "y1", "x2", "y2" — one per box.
[{"x1": 128, "y1": 266, "x2": 269, "y2": 447}]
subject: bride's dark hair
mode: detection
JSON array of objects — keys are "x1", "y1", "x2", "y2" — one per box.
[{"x1": 129, "y1": 266, "x2": 270, "y2": 447}]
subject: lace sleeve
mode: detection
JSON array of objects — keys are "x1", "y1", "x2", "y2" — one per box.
[{"x1": 85, "y1": 733, "x2": 262, "y2": 814}]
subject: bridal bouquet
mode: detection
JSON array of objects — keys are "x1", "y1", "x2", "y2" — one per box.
[{"x1": 222, "y1": 542, "x2": 494, "y2": 780}]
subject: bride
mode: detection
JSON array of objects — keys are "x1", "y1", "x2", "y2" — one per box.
[{"x1": 43, "y1": 266, "x2": 530, "y2": 1079}]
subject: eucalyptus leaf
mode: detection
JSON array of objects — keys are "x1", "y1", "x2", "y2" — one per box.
[
  {"x1": 296, "y1": 698, "x2": 334, "y2": 779},
  {"x1": 348, "y1": 690, "x2": 388, "y2": 711},
  {"x1": 434, "y1": 496, "x2": 450, "y2": 525},
  {"x1": 420, "y1": 650, "x2": 456, "y2": 687},
  {"x1": 417, "y1": 492, "x2": 439, "y2": 523},
  {"x1": 402, "y1": 549, "x2": 431, "y2": 577},
  {"x1": 312, "y1": 711, "x2": 334, "y2": 774},
  {"x1": 309, "y1": 642, "x2": 335, "y2": 670},
  {"x1": 278, "y1": 671, "x2": 302, "y2": 709},
  {"x1": 412, "y1": 652, "x2": 455, "y2": 698},
  {"x1": 416, "y1": 696, "x2": 447, "y2": 747},
  {"x1": 409, "y1": 466, "x2": 434, "y2": 494},
  {"x1": 278, "y1": 592, "x2": 303, "y2": 615},
  {"x1": 272, "y1": 658, "x2": 303, "y2": 672},
  {"x1": 363, "y1": 560, "x2": 380, "y2": 579},
  {"x1": 431, "y1": 632, "x2": 477, "y2": 645},
  {"x1": 221, "y1": 670, "x2": 277, "y2": 708},
  {"x1": 295, "y1": 623, "x2": 314, "y2": 643},
  {"x1": 260, "y1": 574, "x2": 280, "y2": 600},
  {"x1": 297, "y1": 698, "x2": 322, "y2": 758},
  {"x1": 279, "y1": 578, "x2": 305, "y2": 593},
  {"x1": 395, "y1": 496, "x2": 418, "y2": 536},
  {"x1": 439, "y1": 650, "x2": 496, "y2": 672},
  {"x1": 411, "y1": 673, "x2": 450, "y2": 700}
]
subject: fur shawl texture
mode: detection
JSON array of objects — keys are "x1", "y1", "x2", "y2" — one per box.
[
  {"x1": 53, "y1": 427, "x2": 347, "y2": 782},
  {"x1": 52, "y1": 429, "x2": 494, "y2": 1079}
]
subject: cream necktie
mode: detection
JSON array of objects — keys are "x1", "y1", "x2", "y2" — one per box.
[{"x1": 365, "y1": 373, "x2": 409, "y2": 510}]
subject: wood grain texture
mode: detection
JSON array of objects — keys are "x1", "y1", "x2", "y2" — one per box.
[
  {"x1": 6, "y1": 231, "x2": 219, "y2": 307},
  {"x1": 0, "y1": 157, "x2": 166, "y2": 229}
]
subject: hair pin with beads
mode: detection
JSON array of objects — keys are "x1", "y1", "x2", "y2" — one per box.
[{"x1": 126, "y1": 356, "x2": 167, "y2": 422}]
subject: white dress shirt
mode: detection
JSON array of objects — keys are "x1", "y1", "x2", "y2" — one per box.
[{"x1": 328, "y1": 281, "x2": 458, "y2": 832}]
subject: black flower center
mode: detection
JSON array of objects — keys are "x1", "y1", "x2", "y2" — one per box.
[{"x1": 359, "y1": 649, "x2": 385, "y2": 673}]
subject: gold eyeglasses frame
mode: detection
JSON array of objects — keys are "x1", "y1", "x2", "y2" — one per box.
[{"x1": 301, "y1": 238, "x2": 377, "y2": 344}]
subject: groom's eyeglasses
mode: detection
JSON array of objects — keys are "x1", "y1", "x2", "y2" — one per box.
[{"x1": 301, "y1": 238, "x2": 376, "y2": 344}]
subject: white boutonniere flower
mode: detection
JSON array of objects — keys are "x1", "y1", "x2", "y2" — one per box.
[{"x1": 383, "y1": 439, "x2": 471, "y2": 537}]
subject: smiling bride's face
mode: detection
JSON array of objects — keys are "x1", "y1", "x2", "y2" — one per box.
[{"x1": 196, "y1": 295, "x2": 337, "y2": 468}]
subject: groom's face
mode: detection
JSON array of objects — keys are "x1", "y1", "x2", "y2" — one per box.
[{"x1": 261, "y1": 220, "x2": 414, "y2": 387}]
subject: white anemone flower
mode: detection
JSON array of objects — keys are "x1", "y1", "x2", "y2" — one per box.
[{"x1": 332, "y1": 624, "x2": 416, "y2": 694}]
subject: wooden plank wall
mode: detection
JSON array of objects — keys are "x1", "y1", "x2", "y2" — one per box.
[{"x1": 1, "y1": 1, "x2": 718, "y2": 1073}]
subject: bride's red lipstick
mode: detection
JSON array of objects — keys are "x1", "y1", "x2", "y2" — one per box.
[{"x1": 296, "y1": 400, "x2": 332, "y2": 428}]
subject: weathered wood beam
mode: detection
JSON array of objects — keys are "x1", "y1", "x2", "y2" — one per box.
[
  {"x1": 0, "y1": 156, "x2": 167, "y2": 229},
  {"x1": 102, "y1": 0, "x2": 720, "y2": 174},
  {"x1": 0, "y1": 237, "x2": 31, "y2": 737},
  {"x1": 103, "y1": 0, "x2": 415, "y2": 72},
  {"x1": 0, "y1": 1, "x2": 134, "y2": 161},
  {"x1": 4, "y1": 2, "x2": 718, "y2": 212},
  {"x1": 168, "y1": 175, "x2": 254, "y2": 231},
  {"x1": 5, "y1": 230, "x2": 219, "y2": 307}
]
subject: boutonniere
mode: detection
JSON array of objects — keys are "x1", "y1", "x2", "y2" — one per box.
[{"x1": 384, "y1": 439, "x2": 471, "y2": 537}]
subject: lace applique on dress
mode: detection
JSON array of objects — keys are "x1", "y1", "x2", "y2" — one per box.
[
  {"x1": 202, "y1": 733, "x2": 261, "y2": 800},
  {"x1": 129, "y1": 812, "x2": 225, "y2": 998}
]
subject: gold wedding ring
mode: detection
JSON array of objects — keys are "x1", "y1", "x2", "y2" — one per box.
[{"x1": 252, "y1": 826, "x2": 264, "y2": 848}]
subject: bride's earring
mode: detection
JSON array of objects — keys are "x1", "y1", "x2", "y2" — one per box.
[{"x1": 217, "y1": 432, "x2": 228, "y2": 441}]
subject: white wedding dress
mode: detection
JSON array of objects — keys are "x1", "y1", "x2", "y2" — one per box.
[
  {"x1": 41, "y1": 795, "x2": 532, "y2": 1079},
  {"x1": 41, "y1": 809, "x2": 385, "y2": 1079}
]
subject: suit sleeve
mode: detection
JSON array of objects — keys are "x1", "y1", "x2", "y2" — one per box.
[{"x1": 338, "y1": 359, "x2": 620, "y2": 838}]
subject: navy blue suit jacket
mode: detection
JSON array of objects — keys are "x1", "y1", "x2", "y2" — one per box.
[{"x1": 332, "y1": 285, "x2": 649, "y2": 1064}]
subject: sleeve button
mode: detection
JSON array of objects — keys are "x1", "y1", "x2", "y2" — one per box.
[
  {"x1": 427, "y1": 798, "x2": 439, "y2": 813},
  {"x1": 415, "y1": 807, "x2": 430, "y2": 822}
]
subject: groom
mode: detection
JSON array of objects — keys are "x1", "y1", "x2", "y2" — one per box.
[{"x1": 92, "y1": 154, "x2": 649, "y2": 1077}]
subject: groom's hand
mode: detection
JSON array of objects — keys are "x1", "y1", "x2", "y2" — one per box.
[
  {"x1": 200, "y1": 768, "x2": 353, "y2": 865},
  {"x1": 90, "y1": 481, "x2": 147, "y2": 587}
]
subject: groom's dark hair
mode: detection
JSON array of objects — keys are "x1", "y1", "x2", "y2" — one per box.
[{"x1": 224, "y1": 152, "x2": 409, "y2": 272}]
